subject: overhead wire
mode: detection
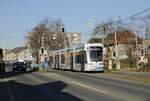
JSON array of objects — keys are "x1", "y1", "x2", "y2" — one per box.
[{"x1": 117, "y1": 7, "x2": 150, "y2": 23}]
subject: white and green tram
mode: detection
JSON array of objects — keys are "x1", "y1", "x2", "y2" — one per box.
[{"x1": 49, "y1": 43, "x2": 104, "y2": 72}]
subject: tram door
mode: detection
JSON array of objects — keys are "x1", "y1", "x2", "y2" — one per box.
[
  {"x1": 55, "y1": 55, "x2": 59, "y2": 69},
  {"x1": 54, "y1": 56, "x2": 57, "y2": 69},
  {"x1": 81, "y1": 51, "x2": 86, "y2": 71},
  {"x1": 70, "y1": 53, "x2": 73, "y2": 70},
  {"x1": 57, "y1": 55, "x2": 60, "y2": 69}
]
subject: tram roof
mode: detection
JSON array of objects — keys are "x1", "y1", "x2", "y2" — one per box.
[{"x1": 49, "y1": 43, "x2": 103, "y2": 54}]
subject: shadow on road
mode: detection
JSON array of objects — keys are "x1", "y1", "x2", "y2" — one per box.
[
  {"x1": 0, "y1": 79, "x2": 83, "y2": 101},
  {"x1": 0, "y1": 70, "x2": 33, "y2": 79}
]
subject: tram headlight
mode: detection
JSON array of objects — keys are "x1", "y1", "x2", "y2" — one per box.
[
  {"x1": 89, "y1": 63, "x2": 93, "y2": 65},
  {"x1": 98, "y1": 63, "x2": 103, "y2": 65}
]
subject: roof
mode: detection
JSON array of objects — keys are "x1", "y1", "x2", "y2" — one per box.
[
  {"x1": 88, "y1": 38, "x2": 102, "y2": 43},
  {"x1": 116, "y1": 30, "x2": 143, "y2": 44},
  {"x1": 88, "y1": 30, "x2": 143, "y2": 46}
]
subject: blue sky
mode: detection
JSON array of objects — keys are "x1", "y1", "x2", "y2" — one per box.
[{"x1": 0, "y1": 0, "x2": 149, "y2": 49}]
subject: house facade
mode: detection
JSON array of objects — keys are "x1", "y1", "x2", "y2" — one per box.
[
  {"x1": 88, "y1": 30, "x2": 143, "y2": 69},
  {"x1": 143, "y1": 39, "x2": 150, "y2": 54}
]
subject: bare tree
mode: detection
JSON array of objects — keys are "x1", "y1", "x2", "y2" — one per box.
[
  {"x1": 92, "y1": 18, "x2": 127, "y2": 37},
  {"x1": 43, "y1": 19, "x2": 69, "y2": 50},
  {"x1": 26, "y1": 18, "x2": 69, "y2": 62},
  {"x1": 26, "y1": 23, "x2": 48, "y2": 63},
  {"x1": 128, "y1": 14, "x2": 150, "y2": 39},
  {"x1": 91, "y1": 18, "x2": 127, "y2": 46}
]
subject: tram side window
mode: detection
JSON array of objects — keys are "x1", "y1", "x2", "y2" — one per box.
[
  {"x1": 49, "y1": 56, "x2": 53, "y2": 64},
  {"x1": 75, "y1": 53, "x2": 81, "y2": 63},
  {"x1": 81, "y1": 51, "x2": 87, "y2": 63},
  {"x1": 55, "y1": 56, "x2": 58, "y2": 63},
  {"x1": 61, "y1": 54, "x2": 65, "y2": 63},
  {"x1": 56, "y1": 55, "x2": 59, "y2": 63}
]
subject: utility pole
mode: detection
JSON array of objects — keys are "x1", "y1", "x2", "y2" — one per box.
[
  {"x1": 114, "y1": 31, "x2": 120, "y2": 69},
  {"x1": 42, "y1": 32, "x2": 46, "y2": 49},
  {"x1": 100, "y1": 26, "x2": 106, "y2": 45},
  {"x1": 61, "y1": 27, "x2": 67, "y2": 68},
  {"x1": 135, "y1": 31, "x2": 139, "y2": 70},
  {"x1": 41, "y1": 32, "x2": 46, "y2": 70}
]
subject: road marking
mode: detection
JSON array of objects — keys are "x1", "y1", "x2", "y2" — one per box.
[
  {"x1": 69, "y1": 79, "x2": 109, "y2": 94},
  {"x1": 39, "y1": 73, "x2": 109, "y2": 95},
  {"x1": 23, "y1": 73, "x2": 48, "y2": 84}
]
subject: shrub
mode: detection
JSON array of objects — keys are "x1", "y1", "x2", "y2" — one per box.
[{"x1": 33, "y1": 67, "x2": 39, "y2": 71}]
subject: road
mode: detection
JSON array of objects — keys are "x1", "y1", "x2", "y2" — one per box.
[{"x1": 0, "y1": 66, "x2": 150, "y2": 101}]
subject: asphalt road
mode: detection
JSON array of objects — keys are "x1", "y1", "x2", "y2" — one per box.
[{"x1": 0, "y1": 66, "x2": 150, "y2": 101}]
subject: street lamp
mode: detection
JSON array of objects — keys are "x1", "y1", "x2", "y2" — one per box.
[{"x1": 52, "y1": 36, "x2": 56, "y2": 40}]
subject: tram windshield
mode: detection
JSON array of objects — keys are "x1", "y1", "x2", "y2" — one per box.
[{"x1": 89, "y1": 46, "x2": 103, "y2": 62}]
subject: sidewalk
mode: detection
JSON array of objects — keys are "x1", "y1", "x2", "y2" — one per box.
[
  {"x1": 110, "y1": 70, "x2": 150, "y2": 79},
  {"x1": 101, "y1": 70, "x2": 150, "y2": 85}
]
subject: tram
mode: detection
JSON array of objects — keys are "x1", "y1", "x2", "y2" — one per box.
[{"x1": 49, "y1": 43, "x2": 104, "y2": 72}]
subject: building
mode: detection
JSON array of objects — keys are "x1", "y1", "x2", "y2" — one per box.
[
  {"x1": 104, "y1": 30, "x2": 143, "y2": 59},
  {"x1": 4, "y1": 50, "x2": 18, "y2": 62},
  {"x1": 18, "y1": 49, "x2": 33, "y2": 62},
  {"x1": 88, "y1": 30, "x2": 143, "y2": 69},
  {"x1": 66, "y1": 32, "x2": 81, "y2": 46},
  {"x1": 143, "y1": 39, "x2": 150, "y2": 54},
  {"x1": 4, "y1": 47, "x2": 31, "y2": 62}
]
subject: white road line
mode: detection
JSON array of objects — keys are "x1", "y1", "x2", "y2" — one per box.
[{"x1": 39, "y1": 73, "x2": 109, "y2": 95}]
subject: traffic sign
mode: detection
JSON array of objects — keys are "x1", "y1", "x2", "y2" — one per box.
[{"x1": 139, "y1": 55, "x2": 145, "y2": 63}]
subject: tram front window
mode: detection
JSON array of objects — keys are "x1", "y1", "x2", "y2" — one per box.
[{"x1": 89, "y1": 46, "x2": 103, "y2": 62}]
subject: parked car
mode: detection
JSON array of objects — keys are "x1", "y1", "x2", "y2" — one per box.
[
  {"x1": 13, "y1": 62, "x2": 27, "y2": 72},
  {"x1": 0, "y1": 60, "x2": 5, "y2": 72}
]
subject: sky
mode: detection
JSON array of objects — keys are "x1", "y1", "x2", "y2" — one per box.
[{"x1": 0, "y1": 0, "x2": 150, "y2": 49}]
